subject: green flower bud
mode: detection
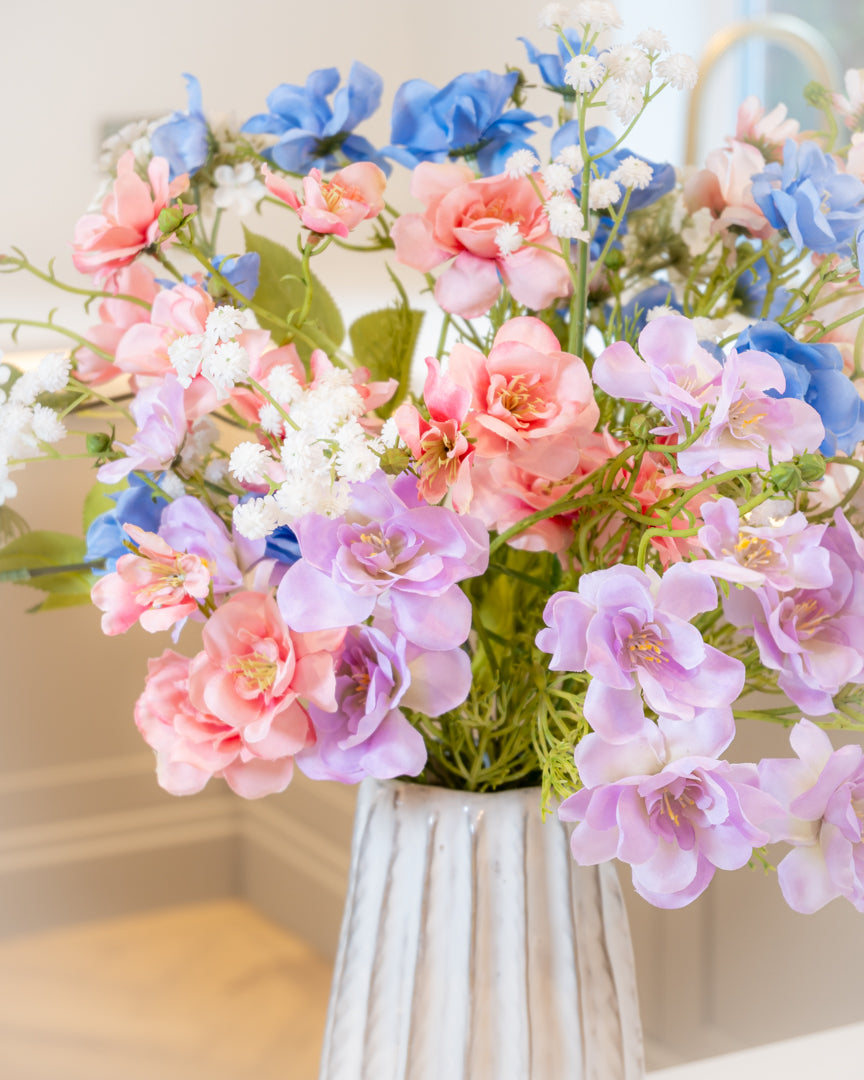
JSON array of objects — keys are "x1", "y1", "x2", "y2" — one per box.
[
  {"x1": 378, "y1": 447, "x2": 413, "y2": 475},
  {"x1": 798, "y1": 453, "x2": 826, "y2": 483},
  {"x1": 629, "y1": 413, "x2": 651, "y2": 440},
  {"x1": 86, "y1": 432, "x2": 113, "y2": 455},
  {"x1": 769, "y1": 461, "x2": 802, "y2": 492},
  {"x1": 157, "y1": 205, "x2": 186, "y2": 235}
]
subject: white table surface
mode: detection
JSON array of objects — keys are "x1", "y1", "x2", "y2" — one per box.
[{"x1": 648, "y1": 1022, "x2": 864, "y2": 1078}]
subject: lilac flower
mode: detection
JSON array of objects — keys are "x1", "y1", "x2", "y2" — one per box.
[
  {"x1": 85, "y1": 475, "x2": 167, "y2": 575},
  {"x1": 694, "y1": 497, "x2": 831, "y2": 591},
  {"x1": 592, "y1": 315, "x2": 722, "y2": 431},
  {"x1": 759, "y1": 719, "x2": 864, "y2": 913},
  {"x1": 724, "y1": 510, "x2": 864, "y2": 715},
  {"x1": 242, "y1": 63, "x2": 389, "y2": 174},
  {"x1": 384, "y1": 70, "x2": 548, "y2": 177},
  {"x1": 560, "y1": 712, "x2": 779, "y2": 908},
  {"x1": 277, "y1": 472, "x2": 489, "y2": 651},
  {"x1": 97, "y1": 375, "x2": 189, "y2": 485},
  {"x1": 297, "y1": 623, "x2": 470, "y2": 783},
  {"x1": 536, "y1": 563, "x2": 744, "y2": 741},
  {"x1": 150, "y1": 74, "x2": 210, "y2": 180},
  {"x1": 735, "y1": 320, "x2": 864, "y2": 456},
  {"x1": 676, "y1": 348, "x2": 825, "y2": 477},
  {"x1": 158, "y1": 496, "x2": 264, "y2": 594},
  {"x1": 751, "y1": 139, "x2": 864, "y2": 255}
]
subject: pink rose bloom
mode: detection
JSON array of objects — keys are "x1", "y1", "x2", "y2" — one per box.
[
  {"x1": 447, "y1": 316, "x2": 598, "y2": 479},
  {"x1": 72, "y1": 151, "x2": 189, "y2": 284},
  {"x1": 76, "y1": 264, "x2": 158, "y2": 385},
  {"x1": 684, "y1": 140, "x2": 773, "y2": 239},
  {"x1": 114, "y1": 280, "x2": 213, "y2": 379},
  {"x1": 263, "y1": 162, "x2": 386, "y2": 238},
  {"x1": 622, "y1": 452, "x2": 713, "y2": 565},
  {"x1": 188, "y1": 590, "x2": 344, "y2": 747},
  {"x1": 735, "y1": 95, "x2": 800, "y2": 159},
  {"x1": 833, "y1": 69, "x2": 864, "y2": 130},
  {"x1": 91, "y1": 524, "x2": 211, "y2": 635},
  {"x1": 391, "y1": 162, "x2": 571, "y2": 318},
  {"x1": 134, "y1": 649, "x2": 310, "y2": 799}
]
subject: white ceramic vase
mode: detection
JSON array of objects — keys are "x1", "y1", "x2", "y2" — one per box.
[{"x1": 318, "y1": 777, "x2": 644, "y2": 1080}]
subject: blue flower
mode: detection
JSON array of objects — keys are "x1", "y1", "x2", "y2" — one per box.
[
  {"x1": 735, "y1": 320, "x2": 864, "y2": 455},
  {"x1": 150, "y1": 74, "x2": 210, "y2": 180},
  {"x1": 733, "y1": 257, "x2": 791, "y2": 321},
  {"x1": 519, "y1": 30, "x2": 588, "y2": 93},
  {"x1": 751, "y1": 139, "x2": 864, "y2": 256},
  {"x1": 242, "y1": 63, "x2": 388, "y2": 174},
  {"x1": 265, "y1": 525, "x2": 301, "y2": 566},
  {"x1": 552, "y1": 123, "x2": 675, "y2": 212},
  {"x1": 212, "y1": 253, "x2": 260, "y2": 300},
  {"x1": 384, "y1": 70, "x2": 549, "y2": 176},
  {"x1": 85, "y1": 476, "x2": 168, "y2": 575}
]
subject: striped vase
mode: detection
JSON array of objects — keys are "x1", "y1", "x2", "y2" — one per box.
[{"x1": 318, "y1": 778, "x2": 644, "y2": 1080}]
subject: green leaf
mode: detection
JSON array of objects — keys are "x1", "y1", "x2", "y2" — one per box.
[
  {"x1": 0, "y1": 529, "x2": 86, "y2": 574},
  {"x1": 242, "y1": 227, "x2": 344, "y2": 360},
  {"x1": 349, "y1": 305, "x2": 424, "y2": 420},
  {"x1": 82, "y1": 479, "x2": 126, "y2": 533},
  {"x1": 27, "y1": 591, "x2": 94, "y2": 613}
]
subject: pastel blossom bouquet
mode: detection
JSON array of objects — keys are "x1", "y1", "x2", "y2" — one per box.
[{"x1": 6, "y1": 0, "x2": 864, "y2": 915}]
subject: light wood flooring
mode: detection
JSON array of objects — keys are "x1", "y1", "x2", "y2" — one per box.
[{"x1": 0, "y1": 900, "x2": 332, "y2": 1080}]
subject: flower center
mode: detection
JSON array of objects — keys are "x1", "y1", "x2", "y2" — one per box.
[
  {"x1": 733, "y1": 533, "x2": 776, "y2": 570},
  {"x1": 229, "y1": 652, "x2": 277, "y2": 693},
  {"x1": 322, "y1": 182, "x2": 346, "y2": 213},
  {"x1": 626, "y1": 628, "x2": 668, "y2": 666},
  {"x1": 496, "y1": 375, "x2": 547, "y2": 424},
  {"x1": 793, "y1": 598, "x2": 829, "y2": 637},
  {"x1": 728, "y1": 399, "x2": 767, "y2": 440}
]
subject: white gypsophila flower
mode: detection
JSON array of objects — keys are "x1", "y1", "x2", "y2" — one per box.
[
  {"x1": 258, "y1": 402, "x2": 285, "y2": 436},
  {"x1": 573, "y1": 0, "x2": 622, "y2": 31},
  {"x1": 229, "y1": 442, "x2": 276, "y2": 485},
  {"x1": 98, "y1": 119, "x2": 151, "y2": 174},
  {"x1": 0, "y1": 402, "x2": 33, "y2": 458},
  {"x1": 691, "y1": 316, "x2": 732, "y2": 342},
  {"x1": 612, "y1": 156, "x2": 654, "y2": 190},
  {"x1": 168, "y1": 334, "x2": 206, "y2": 388},
  {"x1": 605, "y1": 45, "x2": 652, "y2": 87},
  {"x1": 233, "y1": 495, "x2": 280, "y2": 539},
  {"x1": 315, "y1": 478, "x2": 353, "y2": 519},
  {"x1": 281, "y1": 427, "x2": 326, "y2": 475},
  {"x1": 334, "y1": 418, "x2": 367, "y2": 450},
  {"x1": 682, "y1": 207, "x2": 715, "y2": 256},
  {"x1": 505, "y1": 149, "x2": 540, "y2": 179},
  {"x1": 212, "y1": 163, "x2": 266, "y2": 218},
  {"x1": 205, "y1": 305, "x2": 247, "y2": 345},
  {"x1": 587, "y1": 177, "x2": 621, "y2": 210},
  {"x1": 564, "y1": 55, "x2": 607, "y2": 93},
  {"x1": 556, "y1": 144, "x2": 584, "y2": 173},
  {"x1": 656, "y1": 53, "x2": 699, "y2": 91},
  {"x1": 635, "y1": 28, "x2": 670, "y2": 54},
  {"x1": 646, "y1": 304, "x2": 678, "y2": 323},
  {"x1": 540, "y1": 162, "x2": 574, "y2": 194},
  {"x1": 378, "y1": 417, "x2": 402, "y2": 449},
  {"x1": 266, "y1": 365, "x2": 303, "y2": 406},
  {"x1": 159, "y1": 471, "x2": 188, "y2": 500},
  {"x1": 538, "y1": 2, "x2": 570, "y2": 29},
  {"x1": 30, "y1": 405, "x2": 66, "y2": 444},
  {"x1": 545, "y1": 195, "x2": 591, "y2": 240},
  {"x1": 37, "y1": 352, "x2": 72, "y2": 394},
  {"x1": 202, "y1": 341, "x2": 250, "y2": 394},
  {"x1": 10, "y1": 370, "x2": 41, "y2": 407},
  {"x1": 204, "y1": 458, "x2": 229, "y2": 485},
  {"x1": 335, "y1": 442, "x2": 378, "y2": 482},
  {"x1": 606, "y1": 82, "x2": 645, "y2": 124},
  {"x1": 495, "y1": 223, "x2": 524, "y2": 257},
  {"x1": 180, "y1": 416, "x2": 218, "y2": 471}
]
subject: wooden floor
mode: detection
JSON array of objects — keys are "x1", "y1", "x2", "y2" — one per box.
[{"x1": 0, "y1": 901, "x2": 332, "y2": 1080}]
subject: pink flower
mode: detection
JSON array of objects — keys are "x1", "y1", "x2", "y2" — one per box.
[
  {"x1": 72, "y1": 151, "x2": 189, "y2": 284},
  {"x1": 447, "y1": 316, "x2": 598, "y2": 479},
  {"x1": 91, "y1": 524, "x2": 211, "y2": 635},
  {"x1": 114, "y1": 280, "x2": 213, "y2": 379},
  {"x1": 134, "y1": 649, "x2": 311, "y2": 799},
  {"x1": 833, "y1": 69, "x2": 864, "y2": 130},
  {"x1": 263, "y1": 162, "x2": 386, "y2": 238},
  {"x1": 76, "y1": 264, "x2": 158, "y2": 385},
  {"x1": 391, "y1": 162, "x2": 571, "y2": 317},
  {"x1": 684, "y1": 140, "x2": 773, "y2": 239},
  {"x1": 735, "y1": 96, "x2": 800, "y2": 158},
  {"x1": 188, "y1": 590, "x2": 344, "y2": 743}
]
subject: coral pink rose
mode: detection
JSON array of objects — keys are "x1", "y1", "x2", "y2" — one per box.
[
  {"x1": 134, "y1": 649, "x2": 310, "y2": 798},
  {"x1": 72, "y1": 151, "x2": 189, "y2": 284},
  {"x1": 447, "y1": 316, "x2": 599, "y2": 479},
  {"x1": 684, "y1": 141, "x2": 773, "y2": 239},
  {"x1": 735, "y1": 96, "x2": 799, "y2": 159},
  {"x1": 392, "y1": 162, "x2": 571, "y2": 318},
  {"x1": 263, "y1": 162, "x2": 386, "y2": 238},
  {"x1": 91, "y1": 524, "x2": 211, "y2": 635},
  {"x1": 114, "y1": 280, "x2": 213, "y2": 379},
  {"x1": 76, "y1": 264, "x2": 159, "y2": 384}
]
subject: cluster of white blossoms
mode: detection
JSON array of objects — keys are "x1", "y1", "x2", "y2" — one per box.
[
  {"x1": 230, "y1": 364, "x2": 400, "y2": 540},
  {"x1": 168, "y1": 306, "x2": 259, "y2": 394},
  {"x1": 211, "y1": 163, "x2": 266, "y2": 218},
  {"x1": 0, "y1": 352, "x2": 72, "y2": 506}
]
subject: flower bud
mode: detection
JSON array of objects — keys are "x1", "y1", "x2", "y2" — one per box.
[
  {"x1": 86, "y1": 432, "x2": 113, "y2": 455},
  {"x1": 629, "y1": 413, "x2": 651, "y2": 440},
  {"x1": 157, "y1": 205, "x2": 186, "y2": 235},
  {"x1": 798, "y1": 453, "x2": 826, "y2": 483},
  {"x1": 769, "y1": 461, "x2": 802, "y2": 492}
]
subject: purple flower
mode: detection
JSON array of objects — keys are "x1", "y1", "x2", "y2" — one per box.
[
  {"x1": 724, "y1": 510, "x2": 864, "y2": 714},
  {"x1": 759, "y1": 719, "x2": 864, "y2": 913},
  {"x1": 297, "y1": 622, "x2": 470, "y2": 784},
  {"x1": 694, "y1": 496, "x2": 831, "y2": 591},
  {"x1": 158, "y1": 496, "x2": 264, "y2": 594},
  {"x1": 676, "y1": 348, "x2": 825, "y2": 477},
  {"x1": 277, "y1": 472, "x2": 489, "y2": 651},
  {"x1": 97, "y1": 375, "x2": 188, "y2": 485},
  {"x1": 536, "y1": 563, "x2": 744, "y2": 741},
  {"x1": 560, "y1": 712, "x2": 778, "y2": 908}
]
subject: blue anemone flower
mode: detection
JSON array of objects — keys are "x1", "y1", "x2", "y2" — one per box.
[
  {"x1": 519, "y1": 30, "x2": 590, "y2": 93},
  {"x1": 151, "y1": 74, "x2": 210, "y2": 180}
]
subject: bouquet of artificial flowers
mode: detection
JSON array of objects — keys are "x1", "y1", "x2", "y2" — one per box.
[{"x1": 4, "y1": 0, "x2": 864, "y2": 917}]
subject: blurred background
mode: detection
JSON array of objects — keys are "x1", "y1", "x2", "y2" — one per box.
[{"x1": 1, "y1": 0, "x2": 863, "y2": 1075}]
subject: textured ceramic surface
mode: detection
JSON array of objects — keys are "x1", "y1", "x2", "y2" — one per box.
[{"x1": 319, "y1": 778, "x2": 644, "y2": 1080}]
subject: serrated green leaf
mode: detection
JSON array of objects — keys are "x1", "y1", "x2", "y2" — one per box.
[
  {"x1": 242, "y1": 227, "x2": 344, "y2": 361},
  {"x1": 82, "y1": 479, "x2": 126, "y2": 533},
  {"x1": 349, "y1": 307, "x2": 424, "y2": 420},
  {"x1": 0, "y1": 530, "x2": 86, "y2": 574}
]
